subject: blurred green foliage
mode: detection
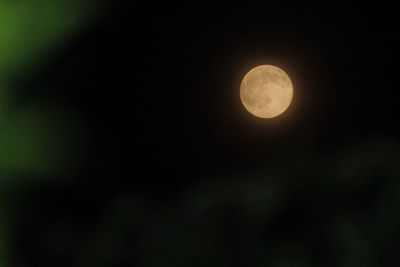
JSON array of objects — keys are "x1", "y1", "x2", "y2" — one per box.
[
  {"x1": 13, "y1": 140, "x2": 394, "y2": 266},
  {"x1": 0, "y1": 1, "x2": 101, "y2": 264},
  {"x1": 0, "y1": 0, "x2": 103, "y2": 267},
  {"x1": 0, "y1": 0, "x2": 97, "y2": 78},
  {"x1": 98, "y1": 140, "x2": 397, "y2": 267},
  {"x1": 0, "y1": 0, "x2": 99, "y2": 176}
]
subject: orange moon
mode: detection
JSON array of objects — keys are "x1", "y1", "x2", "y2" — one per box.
[{"x1": 240, "y1": 65, "x2": 293, "y2": 118}]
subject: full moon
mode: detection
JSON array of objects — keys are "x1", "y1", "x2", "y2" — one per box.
[{"x1": 240, "y1": 65, "x2": 293, "y2": 118}]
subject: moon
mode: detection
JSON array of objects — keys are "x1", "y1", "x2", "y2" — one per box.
[{"x1": 240, "y1": 65, "x2": 293, "y2": 118}]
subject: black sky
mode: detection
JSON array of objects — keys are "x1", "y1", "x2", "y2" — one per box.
[
  {"x1": 13, "y1": 3, "x2": 400, "y2": 265},
  {"x1": 21, "y1": 3, "x2": 400, "y2": 197},
  {"x1": 92, "y1": 4, "x2": 400, "y2": 180}
]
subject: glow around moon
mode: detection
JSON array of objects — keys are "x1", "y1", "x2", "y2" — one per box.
[{"x1": 240, "y1": 65, "x2": 293, "y2": 118}]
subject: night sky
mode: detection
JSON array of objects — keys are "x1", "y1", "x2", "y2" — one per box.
[{"x1": 8, "y1": 2, "x2": 400, "y2": 266}]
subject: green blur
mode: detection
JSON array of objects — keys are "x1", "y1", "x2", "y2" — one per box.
[
  {"x1": 0, "y1": 0, "x2": 99, "y2": 176},
  {"x1": 0, "y1": 1, "x2": 103, "y2": 265},
  {"x1": 0, "y1": 0, "x2": 97, "y2": 77}
]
